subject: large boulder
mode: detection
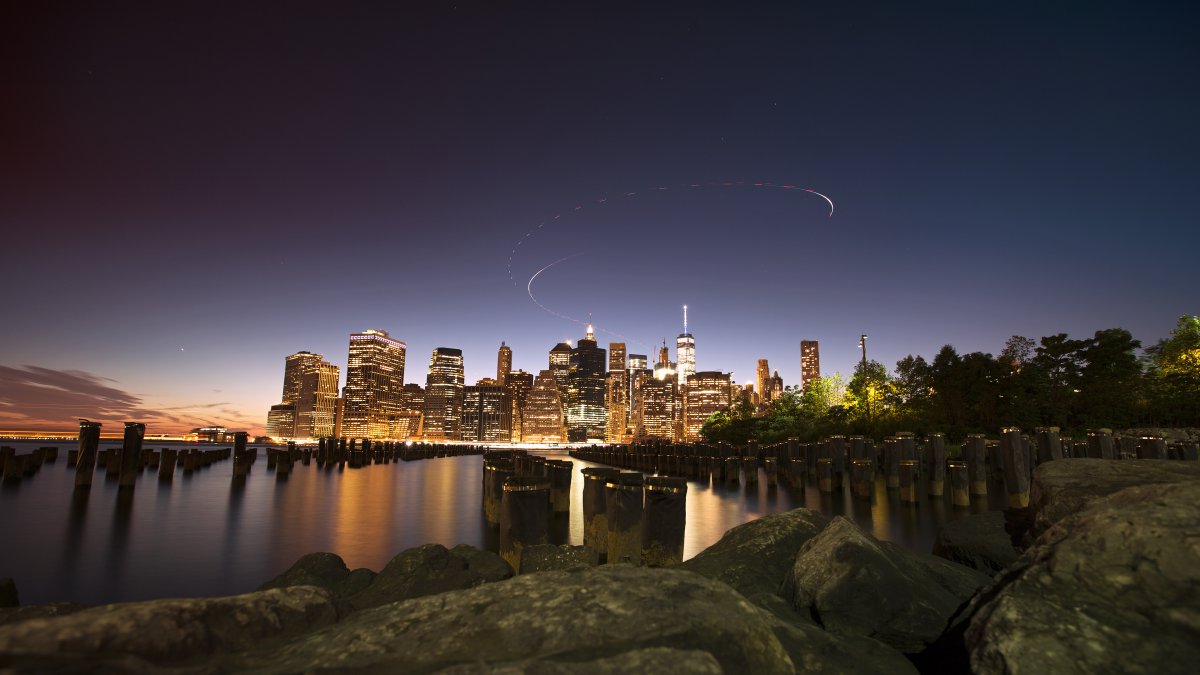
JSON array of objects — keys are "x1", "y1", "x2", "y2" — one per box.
[
  {"x1": 932, "y1": 511, "x2": 1019, "y2": 575},
  {"x1": 1030, "y1": 458, "x2": 1200, "y2": 537},
  {"x1": 346, "y1": 543, "x2": 513, "y2": 611},
  {"x1": 519, "y1": 544, "x2": 599, "y2": 574},
  {"x1": 783, "y1": 516, "x2": 990, "y2": 654},
  {"x1": 433, "y1": 647, "x2": 724, "y2": 674},
  {"x1": 966, "y1": 479, "x2": 1200, "y2": 675},
  {"x1": 258, "y1": 551, "x2": 376, "y2": 598},
  {"x1": 229, "y1": 565, "x2": 916, "y2": 674},
  {"x1": 0, "y1": 586, "x2": 338, "y2": 669},
  {"x1": 677, "y1": 508, "x2": 829, "y2": 598}
]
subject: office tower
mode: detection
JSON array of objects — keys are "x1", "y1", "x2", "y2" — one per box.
[
  {"x1": 505, "y1": 369, "x2": 534, "y2": 442},
  {"x1": 333, "y1": 396, "x2": 345, "y2": 438},
  {"x1": 640, "y1": 371, "x2": 678, "y2": 441},
  {"x1": 423, "y1": 347, "x2": 465, "y2": 440},
  {"x1": 627, "y1": 353, "x2": 648, "y2": 416},
  {"x1": 676, "y1": 305, "x2": 696, "y2": 384},
  {"x1": 475, "y1": 377, "x2": 499, "y2": 386},
  {"x1": 496, "y1": 342, "x2": 512, "y2": 386},
  {"x1": 609, "y1": 342, "x2": 626, "y2": 372},
  {"x1": 567, "y1": 325, "x2": 607, "y2": 442},
  {"x1": 277, "y1": 351, "x2": 340, "y2": 439},
  {"x1": 770, "y1": 370, "x2": 784, "y2": 401},
  {"x1": 605, "y1": 370, "x2": 628, "y2": 443},
  {"x1": 801, "y1": 340, "x2": 821, "y2": 390},
  {"x1": 628, "y1": 353, "x2": 648, "y2": 370},
  {"x1": 744, "y1": 383, "x2": 759, "y2": 406},
  {"x1": 654, "y1": 341, "x2": 675, "y2": 381},
  {"x1": 266, "y1": 403, "x2": 296, "y2": 440},
  {"x1": 628, "y1": 368, "x2": 651, "y2": 437},
  {"x1": 522, "y1": 370, "x2": 566, "y2": 443},
  {"x1": 756, "y1": 359, "x2": 771, "y2": 403},
  {"x1": 685, "y1": 371, "x2": 731, "y2": 441},
  {"x1": 342, "y1": 329, "x2": 407, "y2": 439},
  {"x1": 549, "y1": 341, "x2": 572, "y2": 400},
  {"x1": 462, "y1": 385, "x2": 513, "y2": 442}
]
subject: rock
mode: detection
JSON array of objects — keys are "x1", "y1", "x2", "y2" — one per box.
[
  {"x1": 1030, "y1": 458, "x2": 1200, "y2": 537},
  {"x1": 932, "y1": 511, "x2": 1019, "y2": 575},
  {"x1": 0, "y1": 602, "x2": 86, "y2": 627},
  {"x1": 0, "y1": 578, "x2": 16, "y2": 607},
  {"x1": 968, "y1": 478, "x2": 1200, "y2": 675},
  {"x1": 229, "y1": 565, "x2": 916, "y2": 674},
  {"x1": 677, "y1": 507, "x2": 829, "y2": 598},
  {"x1": 433, "y1": 647, "x2": 723, "y2": 674},
  {"x1": 0, "y1": 586, "x2": 338, "y2": 667},
  {"x1": 519, "y1": 544, "x2": 599, "y2": 573},
  {"x1": 346, "y1": 543, "x2": 513, "y2": 611},
  {"x1": 258, "y1": 551, "x2": 376, "y2": 598},
  {"x1": 782, "y1": 516, "x2": 990, "y2": 654}
]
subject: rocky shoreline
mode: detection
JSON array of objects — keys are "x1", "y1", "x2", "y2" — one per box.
[{"x1": 1, "y1": 458, "x2": 1197, "y2": 673}]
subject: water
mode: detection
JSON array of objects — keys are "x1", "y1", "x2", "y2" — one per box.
[{"x1": 0, "y1": 441, "x2": 1007, "y2": 606}]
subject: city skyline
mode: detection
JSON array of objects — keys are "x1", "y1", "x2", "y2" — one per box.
[{"x1": 4, "y1": 3, "x2": 1197, "y2": 434}]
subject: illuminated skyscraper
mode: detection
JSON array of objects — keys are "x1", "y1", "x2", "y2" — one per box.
[
  {"x1": 567, "y1": 325, "x2": 607, "y2": 442},
  {"x1": 266, "y1": 403, "x2": 296, "y2": 440},
  {"x1": 423, "y1": 347, "x2": 465, "y2": 440},
  {"x1": 654, "y1": 341, "x2": 675, "y2": 381},
  {"x1": 628, "y1": 353, "x2": 648, "y2": 370},
  {"x1": 627, "y1": 353, "x2": 648, "y2": 413},
  {"x1": 496, "y1": 342, "x2": 512, "y2": 386},
  {"x1": 506, "y1": 369, "x2": 534, "y2": 442},
  {"x1": 676, "y1": 305, "x2": 696, "y2": 384},
  {"x1": 770, "y1": 370, "x2": 784, "y2": 401},
  {"x1": 605, "y1": 370, "x2": 628, "y2": 443},
  {"x1": 342, "y1": 330, "x2": 407, "y2": 440},
  {"x1": 549, "y1": 341, "x2": 572, "y2": 400},
  {"x1": 640, "y1": 371, "x2": 677, "y2": 441},
  {"x1": 756, "y1": 359, "x2": 771, "y2": 403},
  {"x1": 609, "y1": 342, "x2": 626, "y2": 372},
  {"x1": 522, "y1": 370, "x2": 566, "y2": 443},
  {"x1": 685, "y1": 371, "x2": 731, "y2": 441},
  {"x1": 277, "y1": 351, "x2": 340, "y2": 439},
  {"x1": 462, "y1": 385, "x2": 512, "y2": 442},
  {"x1": 801, "y1": 340, "x2": 821, "y2": 390}
]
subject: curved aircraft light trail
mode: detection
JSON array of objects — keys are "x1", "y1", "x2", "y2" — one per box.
[{"x1": 512, "y1": 179, "x2": 835, "y2": 347}]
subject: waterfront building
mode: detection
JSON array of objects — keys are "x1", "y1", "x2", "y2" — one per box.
[
  {"x1": 333, "y1": 396, "x2": 345, "y2": 438},
  {"x1": 567, "y1": 325, "x2": 607, "y2": 442},
  {"x1": 276, "y1": 351, "x2": 340, "y2": 439},
  {"x1": 676, "y1": 305, "x2": 696, "y2": 385},
  {"x1": 266, "y1": 403, "x2": 297, "y2": 440},
  {"x1": 640, "y1": 371, "x2": 678, "y2": 441},
  {"x1": 342, "y1": 329, "x2": 407, "y2": 440},
  {"x1": 770, "y1": 370, "x2": 784, "y2": 401},
  {"x1": 496, "y1": 342, "x2": 512, "y2": 386},
  {"x1": 685, "y1": 371, "x2": 731, "y2": 441},
  {"x1": 423, "y1": 347, "x2": 465, "y2": 440},
  {"x1": 605, "y1": 370, "x2": 628, "y2": 443},
  {"x1": 522, "y1": 370, "x2": 566, "y2": 443},
  {"x1": 506, "y1": 369, "x2": 534, "y2": 442},
  {"x1": 462, "y1": 385, "x2": 513, "y2": 442},
  {"x1": 756, "y1": 359, "x2": 771, "y2": 402},
  {"x1": 801, "y1": 340, "x2": 821, "y2": 390}
]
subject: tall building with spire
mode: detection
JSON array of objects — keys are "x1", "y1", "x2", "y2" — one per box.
[
  {"x1": 496, "y1": 342, "x2": 512, "y2": 386},
  {"x1": 567, "y1": 324, "x2": 607, "y2": 442},
  {"x1": 676, "y1": 305, "x2": 696, "y2": 384},
  {"x1": 342, "y1": 330, "x2": 406, "y2": 440},
  {"x1": 423, "y1": 347, "x2": 464, "y2": 440},
  {"x1": 801, "y1": 340, "x2": 821, "y2": 390},
  {"x1": 770, "y1": 370, "x2": 784, "y2": 400},
  {"x1": 756, "y1": 359, "x2": 772, "y2": 403}
]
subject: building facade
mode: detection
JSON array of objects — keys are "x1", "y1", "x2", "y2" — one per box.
[
  {"x1": 684, "y1": 371, "x2": 731, "y2": 441},
  {"x1": 506, "y1": 369, "x2": 534, "y2": 442},
  {"x1": 341, "y1": 330, "x2": 406, "y2": 440},
  {"x1": 756, "y1": 359, "x2": 771, "y2": 403},
  {"x1": 275, "y1": 351, "x2": 339, "y2": 439},
  {"x1": 522, "y1": 370, "x2": 566, "y2": 443},
  {"x1": 496, "y1": 342, "x2": 512, "y2": 386},
  {"x1": 605, "y1": 370, "x2": 628, "y2": 443},
  {"x1": 801, "y1": 340, "x2": 821, "y2": 390},
  {"x1": 423, "y1": 347, "x2": 465, "y2": 440},
  {"x1": 266, "y1": 404, "x2": 296, "y2": 440},
  {"x1": 567, "y1": 327, "x2": 607, "y2": 442},
  {"x1": 461, "y1": 385, "x2": 513, "y2": 442}
]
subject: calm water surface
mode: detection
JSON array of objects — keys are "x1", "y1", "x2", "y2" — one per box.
[{"x1": 0, "y1": 441, "x2": 1006, "y2": 605}]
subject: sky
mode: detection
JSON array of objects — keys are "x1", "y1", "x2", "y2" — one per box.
[{"x1": 2, "y1": 1, "x2": 1198, "y2": 434}]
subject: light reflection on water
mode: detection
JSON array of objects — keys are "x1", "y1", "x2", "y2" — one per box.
[{"x1": 0, "y1": 441, "x2": 1005, "y2": 605}]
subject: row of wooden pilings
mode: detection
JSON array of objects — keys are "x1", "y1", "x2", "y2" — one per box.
[
  {"x1": 570, "y1": 428, "x2": 1198, "y2": 510},
  {"x1": 481, "y1": 451, "x2": 687, "y2": 572}
]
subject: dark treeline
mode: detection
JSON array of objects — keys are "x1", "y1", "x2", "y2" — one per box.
[{"x1": 703, "y1": 315, "x2": 1200, "y2": 444}]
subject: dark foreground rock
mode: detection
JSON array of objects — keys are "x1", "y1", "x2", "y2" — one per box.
[
  {"x1": 0, "y1": 602, "x2": 87, "y2": 627},
  {"x1": 966, "y1": 479, "x2": 1200, "y2": 675},
  {"x1": 434, "y1": 647, "x2": 723, "y2": 674},
  {"x1": 932, "y1": 511, "x2": 1019, "y2": 575},
  {"x1": 1030, "y1": 458, "x2": 1200, "y2": 537},
  {"x1": 345, "y1": 543, "x2": 513, "y2": 611},
  {"x1": 783, "y1": 516, "x2": 990, "y2": 655},
  {"x1": 519, "y1": 544, "x2": 599, "y2": 573},
  {"x1": 677, "y1": 508, "x2": 829, "y2": 598},
  {"x1": 230, "y1": 565, "x2": 916, "y2": 674},
  {"x1": 257, "y1": 551, "x2": 376, "y2": 598},
  {"x1": 0, "y1": 586, "x2": 338, "y2": 669}
]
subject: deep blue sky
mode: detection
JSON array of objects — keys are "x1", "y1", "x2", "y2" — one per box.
[{"x1": 3, "y1": 1, "x2": 1198, "y2": 432}]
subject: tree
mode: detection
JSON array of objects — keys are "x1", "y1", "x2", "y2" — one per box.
[
  {"x1": 1076, "y1": 328, "x2": 1143, "y2": 427},
  {"x1": 1145, "y1": 315, "x2": 1200, "y2": 425},
  {"x1": 999, "y1": 336, "x2": 1036, "y2": 372},
  {"x1": 847, "y1": 359, "x2": 890, "y2": 421}
]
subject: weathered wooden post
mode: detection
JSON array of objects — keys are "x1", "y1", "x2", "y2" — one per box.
[
  {"x1": 899, "y1": 460, "x2": 919, "y2": 503},
  {"x1": 742, "y1": 456, "x2": 757, "y2": 486},
  {"x1": 948, "y1": 461, "x2": 970, "y2": 508},
  {"x1": 582, "y1": 467, "x2": 620, "y2": 562},
  {"x1": 1137, "y1": 436, "x2": 1167, "y2": 460},
  {"x1": 724, "y1": 456, "x2": 739, "y2": 484},
  {"x1": 500, "y1": 476, "x2": 550, "y2": 572},
  {"x1": 763, "y1": 457, "x2": 778, "y2": 488},
  {"x1": 74, "y1": 420, "x2": 101, "y2": 490},
  {"x1": 641, "y1": 476, "x2": 687, "y2": 567},
  {"x1": 817, "y1": 457, "x2": 833, "y2": 493},
  {"x1": 1001, "y1": 428, "x2": 1030, "y2": 508},
  {"x1": 547, "y1": 460, "x2": 572, "y2": 513},
  {"x1": 483, "y1": 459, "x2": 515, "y2": 525},
  {"x1": 605, "y1": 472, "x2": 644, "y2": 565},
  {"x1": 118, "y1": 422, "x2": 145, "y2": 490},
  {"x1": 965, "y1": 434, "x2": 988, "y2": 496},
  {"x1": 851, "y1": 458, "x2": 874, "y2": 500},
  {"x1": 1087, "y1": 430, "x2": 1115, "y2": 460},
  {"x1": 926, "y1": 433, "x2": 946, "y2": 496},
  {"x1": 883, "y1": 438, "x2": 900, "y2": 488},
  {"x1": 1035, "y1": 427, "x2": 1062, "y2": 464}
]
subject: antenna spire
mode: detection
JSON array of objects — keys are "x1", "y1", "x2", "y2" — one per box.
[{"x1": 683, "y1": 304, "x2": 688, "y2": 334}]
